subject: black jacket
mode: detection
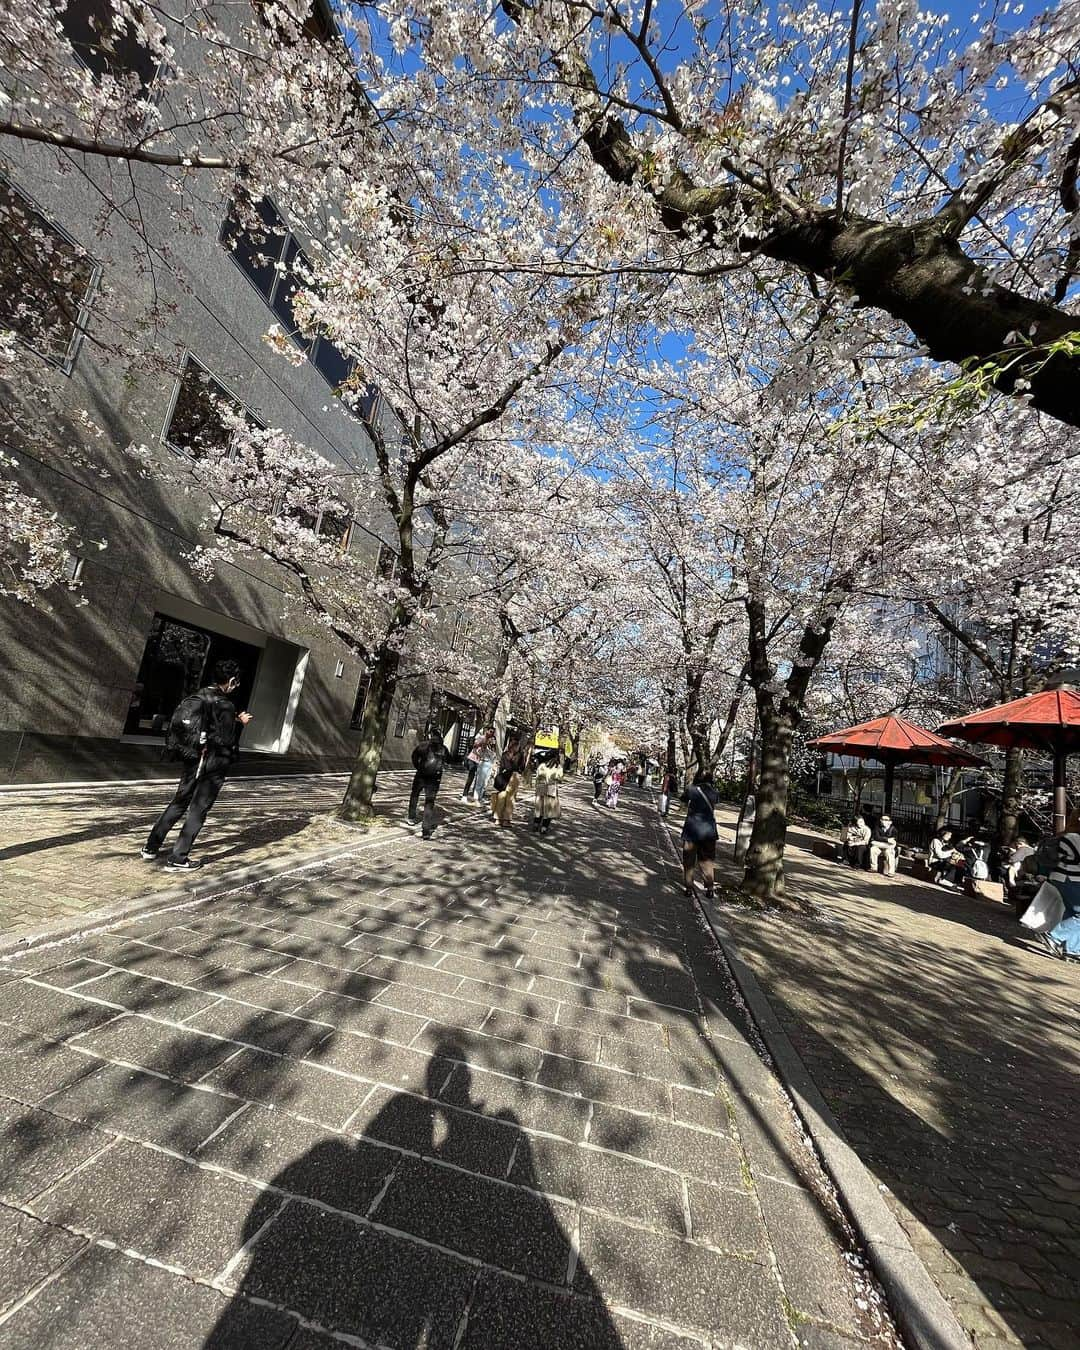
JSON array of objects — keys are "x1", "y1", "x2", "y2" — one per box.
[
  {"x1": 871, "y1": 819, "x2": 898, "y2": 844},
  {"x1": 411, "y1": 737, "x2": 446, "y2": 779},
  {"x1": 197, "y1": 686, "x2": 242, "y2": 763}
]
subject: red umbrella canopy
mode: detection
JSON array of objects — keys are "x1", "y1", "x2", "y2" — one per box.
[
  {"x1": 936, "y1": 686, "x2": 1080, "y2": 755},
  {"x1": 808, "y1": 713, "x2": 985, "y2": 767}
]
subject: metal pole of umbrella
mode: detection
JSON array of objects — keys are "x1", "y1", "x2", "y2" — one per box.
[
  {"x1": 1053, "y1": 748, "x2": 1068, "y2": 835},
  {"x1": 883, "y1": 758, "x2": 896, "y2": 817}
]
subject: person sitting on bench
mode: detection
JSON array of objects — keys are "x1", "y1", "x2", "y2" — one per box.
[{"x1": 869, "y1": 814, "x2": 899, "y2": 876}]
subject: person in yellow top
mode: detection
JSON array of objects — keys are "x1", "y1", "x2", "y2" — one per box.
[{"x1": 532, "y1": 751, "x2": 564, "y2": 834}]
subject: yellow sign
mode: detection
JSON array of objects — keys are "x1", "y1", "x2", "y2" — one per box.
[{"x1": 534, "y1": 727, "x2": 560, "y2": 750}]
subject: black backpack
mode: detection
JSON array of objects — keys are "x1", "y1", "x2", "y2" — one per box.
[
  {"x1": 165, "y1": 693, "x2": 208, "y2": 762},
  {"x1": 419, "y1": 744, "x2": 444, "y2": 778}
]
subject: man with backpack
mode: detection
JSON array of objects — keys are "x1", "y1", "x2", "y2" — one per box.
[
  {"x1": 141, "y1": 659, "x2": 252, "y2": 871},
  {"x1": 408, "y1": 727, "x2": 447, "y2": 839}
]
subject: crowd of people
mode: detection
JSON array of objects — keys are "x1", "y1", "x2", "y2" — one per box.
[
  {"x1": 408, "y1": 725, "x2": 565, "y2": 837},
  {"x1": 135, "y1": 676, "x2": 1078, "y2": 965}
]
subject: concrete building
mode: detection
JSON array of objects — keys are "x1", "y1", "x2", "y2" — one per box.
[{"x1": 0, "y1": 1, "x2": 484, "y2": 784}]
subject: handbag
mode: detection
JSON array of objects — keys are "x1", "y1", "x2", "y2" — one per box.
[
  {"x1": 492, "y1": 768, "x2": 511, "y2": 793},
  {"x1": 1020, "y1": 880, "x2": 1065, "y2": 933}
]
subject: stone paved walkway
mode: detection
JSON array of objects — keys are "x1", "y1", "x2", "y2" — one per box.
[
  {"x1": 703, "y1": 807, "x2": 1080, "y2": 1350},
  {"x1": 0, "y1": 784, "x2": 894, "y2": 1349},
  {"x1": 0, "y1": 773, "x2": 404, "y2": 939}
]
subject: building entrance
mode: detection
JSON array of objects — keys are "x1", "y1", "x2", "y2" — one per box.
[{"x1": 123, "y1": 613, "x2": 262, "y2": 739}]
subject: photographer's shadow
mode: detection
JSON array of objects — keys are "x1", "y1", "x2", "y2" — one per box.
[{"x1": 204, "y1": 1040, "x2": 626, "y2": 1349}]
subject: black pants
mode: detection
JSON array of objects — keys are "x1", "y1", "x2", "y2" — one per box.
[
  {"x1": 843, "y1": 843, "x2": 869, "y2": 869},
  {"x1": 146, "y1": 759, "x2": 228, "y2": 862},
  {"x1": 593, "y1": 778, "x2": 604, "y2": 800},
  {"x1": 408, "y1": 772, "x2": 441, "y2": 837},
  {"x1": 462, "y1": 761, "x2": 479, "y2": 796}
]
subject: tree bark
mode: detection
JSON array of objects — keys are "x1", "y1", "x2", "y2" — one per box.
[
  {"x1": 339, "y1": 647, "x2": 401, "y2": 819},
  {"x1": 742, "y1": 710, "x2": 794, "y2": 903}
]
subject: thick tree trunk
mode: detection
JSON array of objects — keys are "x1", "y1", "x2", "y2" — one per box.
[
  {"x1": 567, "y1": 100, "x2": 1080, "y2": 427},
  {"x1": 666, "y1": 720, "x2": 677, "y2": 777},
  {"x1": 339, "y1": 647, "x2": 401, "y2": 820},
  {"x1": 688, "y1": 727, "x2": 711, "y2": 777},
  {"x1": 761, "y1": 216, "x2": 1080, "y2": 426},
  {"x1": 1000, "y1": 745, "x2": 1024, "y2": 847},
  {"x1": 742, "y1": 713, "x2": 794, "y2": 904}
]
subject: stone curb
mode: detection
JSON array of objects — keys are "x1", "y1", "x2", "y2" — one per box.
[
  {"x1": 696, "y1": 894, "x2": 973, "y2": 1350},
  {"x1": 0, "y1": 825, "x2": 412, "y2": 961}
]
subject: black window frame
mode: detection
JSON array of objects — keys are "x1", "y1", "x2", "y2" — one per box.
[
  {"x1": 0, "y1": 174, "x2": 99, "y2": 374},
  {"x1": 221, "y1": 187, "x2": 357, "y2": 391},
  {"x1": 162, "y1": 353, "x2": 265, "y2": 461},
  {"x1": 61, "y1": 0, "x2": 161, "y2": 92},
  {"x1": 393, "y1": 693, "x2": 411, "y2": 738}
]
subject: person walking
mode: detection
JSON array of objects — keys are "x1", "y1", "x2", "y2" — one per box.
[
  {"x1": 681, "y1": 770, "x2": 720, "y2": 898},
  {"x1": 471, "y1": 727, "x2": 498, "y2": 804},
  {"x1": 460, "y1": 727, "x2": 494, "y2": 803},
  {"x1": 408, "y1": 727, "x2": 447, "y2": 839},
  {"x1": 141, "y1": 659, "x2": 252, "y2": 871},
  {"x1": 658, "y1": 769, "x2": 677, "y2": 817},
  {"x1": 491, "y1": 734, "x2": 527, "y2": 828},
  {"x1": 592, "y1": 759, "x2": 607, "y2": 802},
  {"x1": 605, "y1": 761, "x2": 625, "y2": 808},
  {"x1": 532, "y1": 751, "x2": 563, "y2": 833}
]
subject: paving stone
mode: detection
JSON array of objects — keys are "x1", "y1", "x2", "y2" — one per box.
[
  {"x1": 588, "y1": 1102, "x2": 742, "y2": 1185},
  {"x1": 460, "y1": 1268, "x2": 706, "y2": 1350},
  {"x1": 555, "y1": 1001, "x2": 668, "y2": 1047},
  {"x1": 354, "y1": 954, "x2": 467, "y2": 997},
  {"x1": 57, "y1": 968, "x2": 222, "y2": 1024},
  {"x1": 482, "y1": 1009, "x2": 601, "y2": 1062},
  {"x1": 599, "y1": 1031, "x2": 719, "y2": 1089},
  {"x1": 514, "y1": 1133, "x2": 686, "y2": 1231},
  {"x1": 575, "y1": 1208, "x2": 790, "y2": 1341},
  {"x1": 374, "y1": 1153, "x2": 574, "y2": 1280},
  {"x1": 183, "y1": 1001, "x2": 332, "y2": 1059},
  {"x1": 671, "y1": 1085, "x2": 731, "y2": 1133},
  {"x1": 199, "y1": 1047, "x2": 369, "y2": 1129},
  {"x1": 0, "y1": 1203, "x2": 86, "y2": 1312},
  {"x1": 0, "y1": 981, "x2": 117, "y2": 1040},
  {"x1": 452, "y1": 979, "x2": 561, "y2": 1024},
  {"x1": 686, "y1": 1179, "x2": 767, "y2": 1255},
  {"x1": 309, "y1": 1034, "x2": 445, "y2": 1092},
  {"x1": 535, "y1": 1056, "x2": 671, "y2": 1115},
  {"x1": 232, "y1": 1200, "x2": 473, "y2": 1348},
  {"x1": 32, "y1": 958, "x2": 114, "y2": 990},
  {"x1": 42, "y1": 1061, "x2": 243, "y2": 1152},
  {"x1": 188, "y1": 968, "x2": 321, "y2": 1013},
  {"x1": 355, "y1": 1085, "x2": 519, "y2": 1179},
  {"x1": 199, "y1": 1106, "x2": 395, "y2": 1216},
  {"x1": 439, "y1": 1062, "x2": 592, "y2": 1141},
  {"x1": 273, "y1": 957, "x2": 387, "y2": 998},
  {"x1": 297, "y1": 987, "x2": 429, "y2": 1041},
  {"x1": 0, "y1": 1030, "x2": 100, "y2": 1105},
  {"x1": 375, "y1": 982, "x2": 492, "y2": 1031},
  {"x1": 72, "y1": 1013, "x2": 239, "y2": 1083},
  {"x1": 0, "y1": 1244, "x2": 295, "y2": 1349},
  {"x1": 529, "y1": 975, "x2": 629, "y2": 1013},
  {"x1": 35, "y1": 1138, "x2": 264, "y2": 1277},
  {"x1": 0, "y1": 1097, "x2": 108, "y2": 1203}
]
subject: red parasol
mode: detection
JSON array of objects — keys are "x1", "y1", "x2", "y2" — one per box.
[
  {"x1": 809, "y1": 713, "x2": 985, "y2": 815},
  {"x1": 937, "y1": 685, "x2": 1080, "y2": 834}
]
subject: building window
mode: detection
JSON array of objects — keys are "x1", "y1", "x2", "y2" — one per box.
[
  {"x1": 450, "y1": 613, "x2": 472, "y2": 654},
  {"x1": 163, "y1": 355, "x2": 264, "y2": 459},
  {"x1": 317, "y1": 504, "x2": 352, "y2": 549},
  {"x1": 393, "y1": 693, "x2": 411, "y2": 737},
  {"x1": 0, "y1": 177, "x2": 96, "y2": 370},
  {"x1": 61, "y1": 0, "x2": 159, "y2": 90},
  {"x1": 376, "y1": 542, "x2": 399, "y2": 581},
  {"x1": 221, "y1": 188, "x2": 356, "y2": 389},
  {"x1": 350, "y1": 674, "x2": 370, "y2": 730}
]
